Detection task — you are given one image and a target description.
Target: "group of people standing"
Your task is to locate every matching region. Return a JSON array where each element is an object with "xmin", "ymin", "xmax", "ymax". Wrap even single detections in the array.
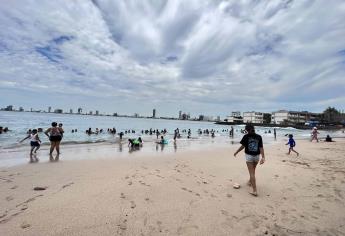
[{"xmin": 20, "ymin": 122, "xmax": 64, "ymax": 155}]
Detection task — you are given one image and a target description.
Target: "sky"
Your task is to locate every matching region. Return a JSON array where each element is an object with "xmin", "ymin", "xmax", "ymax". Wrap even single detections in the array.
[{"xmin": 0, "ymin": 0, "xmax": 345, "ymax": 118}]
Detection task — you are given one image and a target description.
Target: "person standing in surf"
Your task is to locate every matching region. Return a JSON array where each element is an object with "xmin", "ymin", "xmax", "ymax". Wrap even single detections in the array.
[
  {"xmin": 234, "ymin": 124, "xmax": 265, "ymax": 196},
  {"xmin": 45, "ymin": 122, "xmax": 63, "ymax": 155}
]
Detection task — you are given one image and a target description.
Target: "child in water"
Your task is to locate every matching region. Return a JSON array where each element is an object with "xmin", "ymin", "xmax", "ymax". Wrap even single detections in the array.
[
  {"xmin": 20, "ymin": 129, "xmax": 41, "ymax": 154},
  {"xmin": 286, "ymin": 134, "xmax": 299, "ymax": 156}
]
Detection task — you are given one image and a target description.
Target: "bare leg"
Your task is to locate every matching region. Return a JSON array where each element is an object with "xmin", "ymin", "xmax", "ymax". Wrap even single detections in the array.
[
  {"xmin": 50, "ymin": 141, "xmax": 56, "ymax": 154},
  {"xmin": 287, "ymin": 148, "xmax": 291, "ymax": 155},
  {"xmin": 34, "ymin": 146, "xmax": 40, "ymax": 153},
  {"xmin": 291, "ymin": 149, "xmax": 299, "ymax": 156},
  {"xmin": 30, "ymin": 146, "xmax": 34, "ymax": 155},
  {"xmin": 246, "ymin": 162, "xmax": 258, "ymax": 196},
  {"xmin": 56, "ymin": 141, "xmax": 60, "ymax": 154}
]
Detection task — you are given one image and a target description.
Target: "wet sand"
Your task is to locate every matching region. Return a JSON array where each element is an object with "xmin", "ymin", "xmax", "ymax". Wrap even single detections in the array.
[{"xmin": 0, "ymin": 139, "xmax": 345, "ymax": 235}]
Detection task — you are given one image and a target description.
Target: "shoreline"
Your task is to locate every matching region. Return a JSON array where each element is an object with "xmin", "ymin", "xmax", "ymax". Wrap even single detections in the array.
[
  {"xmin": 1, "ymin": 139, "xmax": 345, "ymax": 235},
  {"xmin": 215, "ymin": 121, "xmax": 345, "ymax": 130}
]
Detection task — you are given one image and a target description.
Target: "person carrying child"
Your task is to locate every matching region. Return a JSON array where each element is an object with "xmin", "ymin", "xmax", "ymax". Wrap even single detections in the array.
[
  {"xmin": 286, "ymin": 134, "xmax": 299, "ymax": 156},
  {"xmin": 20, "ymin": 129, "xmax": 41, "ymax": 155}
]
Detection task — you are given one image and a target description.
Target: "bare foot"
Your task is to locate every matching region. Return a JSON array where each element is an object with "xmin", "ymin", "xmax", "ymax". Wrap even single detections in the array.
[{"xmin": 249, "ymin": 191, "xmax": 258, "ymax": 197}]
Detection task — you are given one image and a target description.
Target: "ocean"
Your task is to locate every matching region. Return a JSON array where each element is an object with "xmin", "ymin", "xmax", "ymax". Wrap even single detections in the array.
[{"xmin": 0, "ymin": 111, "xmax": 343, "ymax": 167}]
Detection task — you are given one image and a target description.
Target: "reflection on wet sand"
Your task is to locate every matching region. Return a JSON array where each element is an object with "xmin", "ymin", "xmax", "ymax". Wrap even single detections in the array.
[
  {"xmin": 49, "ymin": 153, "xmax": 60, "ymax": 162},
  {"xmin": 29, "ymin": 153, "xmax": 39, "ymax": 163}
]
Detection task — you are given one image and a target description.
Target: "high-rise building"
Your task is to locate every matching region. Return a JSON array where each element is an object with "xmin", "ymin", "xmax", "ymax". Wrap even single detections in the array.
[
  {"xmin": 19, "ymin": 107, "xmax": 24, "ymax": 112},
  {"xmin": 48, "ymin": 106, "xmax": 51, "ymax": 113},
  {"xmin": 78, "ymin": 108, "xmax": 82, "ymax": 114},
  {"xmin": 95, "ymin": 110, "xmax": 99, "ymax": 115},
  {"xmin": 179, "ymin": 111, "xmax": 182, "ymax": 119},
  {"xmin": 153, "ymin": 109, "xmax": 156, "ymax": 118},
  {"xmin": 70, "ymin": 109, "xmax": 73, "ymax": 114}
]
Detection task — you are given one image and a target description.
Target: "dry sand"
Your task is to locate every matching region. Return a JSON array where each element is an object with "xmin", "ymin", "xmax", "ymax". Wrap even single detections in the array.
[{"xmin": 0, "ymin": 139, "xmax": 345, "ymax": 236}]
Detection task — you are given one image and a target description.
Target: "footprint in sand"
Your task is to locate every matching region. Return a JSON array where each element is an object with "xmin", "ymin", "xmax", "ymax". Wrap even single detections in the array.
[
  {"xmin": 62, "ymin": 182, "xmax": 74, "ymax": 189},
  {"xmin": 157, "ymin": 221, "xmax": 163, "ymax": 233},
  {"xmin": 130, "ymin": 201, "xmax": 136, "ymax": 209},
  {"xmin": 6, "ymin": 196, "xmax": 14, "ymax": 201},
  {"xmin": 20, "ymin": 222, "xmax": 30, "ymax": 229},
  {"xmin": 139, "ymin": 180, "xmax": 150, "ymax": 187},
  {"xmin": 120, "ymin": 193, "xmax": 126, "ymax": 199},
  {"xmin": 128, "ymin": 181, "xmax": 133, "ymax": 185},
  {"xmin": 221, "ymin": 210, "xmax": 229, "ymax": 216},
  {"xmin": 10, "ymin": 186, "xmax": 18, "ymax": 190},
  {"xmin": 117, "ymin": 219, "xmax": 127, "ymax": 232}
]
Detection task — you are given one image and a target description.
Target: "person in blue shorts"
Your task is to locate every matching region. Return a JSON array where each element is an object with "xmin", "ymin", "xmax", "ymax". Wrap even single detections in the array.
[{"xmin": 286, "ymin": 134, "xmax": 299, "ymax": 156}]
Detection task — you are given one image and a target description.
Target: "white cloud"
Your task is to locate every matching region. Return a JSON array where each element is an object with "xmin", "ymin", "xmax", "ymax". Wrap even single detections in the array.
[{"xmin": 0, "ymin": 0, "xmax": 344, "ymax": 116}]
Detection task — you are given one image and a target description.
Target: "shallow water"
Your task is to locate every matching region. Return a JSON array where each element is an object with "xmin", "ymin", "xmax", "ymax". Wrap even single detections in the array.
[{"xmin": 0, "ymin": 111, "xmax": 343, "ymax": 167}]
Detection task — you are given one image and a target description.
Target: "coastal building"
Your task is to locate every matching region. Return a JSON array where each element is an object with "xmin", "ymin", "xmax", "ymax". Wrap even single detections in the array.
[
  {"xmin": 271, "ymin": 110, "xmax": 308, "ymax": 125},
  {"xmin": 243, "ymin": 112, "xmax": 264, "ymax": 124},
  {"xmin": 179, "ymin": 111, "xmax": 182, "ymax": 119},
  {"xmin": 226, "ymin": 111, "xmax": 243, "ymax": 123},
  {"xmin": 19, "ymin": 107, "xmax": 24, "ymax": 112},
  {"xmin": 153, "ymin": 109, "xmax": 156, "ymax": 118},
  {"xmin": 4, "ymin": 105, "xmax": 13, "ymax": 111},
  {"xmin": 70, "ymin": 109, "xmax": 73, "ymax": 114},
  {"xmin": 78, "ymin": 108, "xmax": 82, "ymax": 114},
  {"xmin": 231, "ymin": 111, "xmax": 241, "ymax": 117},
  {"xmin": 54, "ymin": 109, "xmax": 63, "ymax": 113},
  {"xmin": 48, "ymin": 106, "xmax": 51, "ymax": 113},
  {"xmin": 95, "ymin": 110, "xmax": 99, "ymax": 115}
]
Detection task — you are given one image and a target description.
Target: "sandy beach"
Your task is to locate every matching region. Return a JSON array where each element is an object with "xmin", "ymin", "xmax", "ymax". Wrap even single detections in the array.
[{"xmin": 1, "ymin": 139, "xmax": 345, "ymax": 236}]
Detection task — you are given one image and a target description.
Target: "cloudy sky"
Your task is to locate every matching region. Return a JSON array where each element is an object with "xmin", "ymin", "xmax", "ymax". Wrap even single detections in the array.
[{"xmin": 0, "ymin": 0, "xmax": 344, "ymax": 117}]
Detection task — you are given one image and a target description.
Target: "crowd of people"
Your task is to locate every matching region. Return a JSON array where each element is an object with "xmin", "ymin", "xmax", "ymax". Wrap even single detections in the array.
[{"xmin": 1, "ymin": 122, "xmax": 338, "ymax": 196}]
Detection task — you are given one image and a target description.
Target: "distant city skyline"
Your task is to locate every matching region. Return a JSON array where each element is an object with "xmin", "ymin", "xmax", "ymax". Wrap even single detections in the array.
[{"xmin": 0, "ymin": 1, "xmax": 344, "ymax": 116}]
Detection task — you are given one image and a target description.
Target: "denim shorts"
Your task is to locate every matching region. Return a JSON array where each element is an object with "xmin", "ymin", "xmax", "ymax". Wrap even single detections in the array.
[{"xmin": 245, "ymin": 154, "xmax": 260, "ymax": 163}]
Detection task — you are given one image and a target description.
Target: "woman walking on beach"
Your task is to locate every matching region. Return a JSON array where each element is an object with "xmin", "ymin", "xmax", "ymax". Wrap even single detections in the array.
[
  {"xmin": 45, "ymin": 122, "xmax": 63, "ymax": 155},
  {"xmin": 234, "ymin": 124, "xmax": 265, "ymax": 196}
]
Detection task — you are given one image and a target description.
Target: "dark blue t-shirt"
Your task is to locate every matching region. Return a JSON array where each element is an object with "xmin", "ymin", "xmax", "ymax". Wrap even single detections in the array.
[{"xmin": 240, "ymin": 133, "xmax": 263, "ymax": 155}]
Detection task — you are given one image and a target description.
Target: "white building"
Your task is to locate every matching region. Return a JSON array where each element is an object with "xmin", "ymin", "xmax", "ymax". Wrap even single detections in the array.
[
  {"xmin": 226, "ymin": 111, "xmax": 243, "ymax": 123},
  {"xmin": 243, "ymin": 112, "xmax": 264, "ymax": 124},
  {"xmin": 271, "ymin": 110, "xmax": 308, "ymax": 125}
]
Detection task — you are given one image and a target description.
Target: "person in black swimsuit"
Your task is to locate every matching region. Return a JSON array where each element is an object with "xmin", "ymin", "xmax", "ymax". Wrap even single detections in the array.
[{"xmin": 45, "ymin": 122, "xmax": 63, "ymax": 155}]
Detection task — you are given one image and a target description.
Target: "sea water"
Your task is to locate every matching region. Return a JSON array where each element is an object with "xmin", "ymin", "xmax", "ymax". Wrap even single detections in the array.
[
  {"xmin": 0, "ymin": 111, "xmax": 343, "ymax": 167},
  {"xmin": 0, "ymin": 111, "xmax": 342, "ymax": 148}
]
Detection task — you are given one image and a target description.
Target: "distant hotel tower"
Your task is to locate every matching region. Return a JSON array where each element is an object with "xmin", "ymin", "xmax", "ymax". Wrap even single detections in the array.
[
  {"xmin": 179, "ymin": 111, "xmax": 182, "ymax": 119},
  {"xmin": 48, "ymin": 106, "xmax": 51, "ymax": 113},
  {"xmin": 153, "ymin": 109, "xmax": 156, "ymax": 118}
]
